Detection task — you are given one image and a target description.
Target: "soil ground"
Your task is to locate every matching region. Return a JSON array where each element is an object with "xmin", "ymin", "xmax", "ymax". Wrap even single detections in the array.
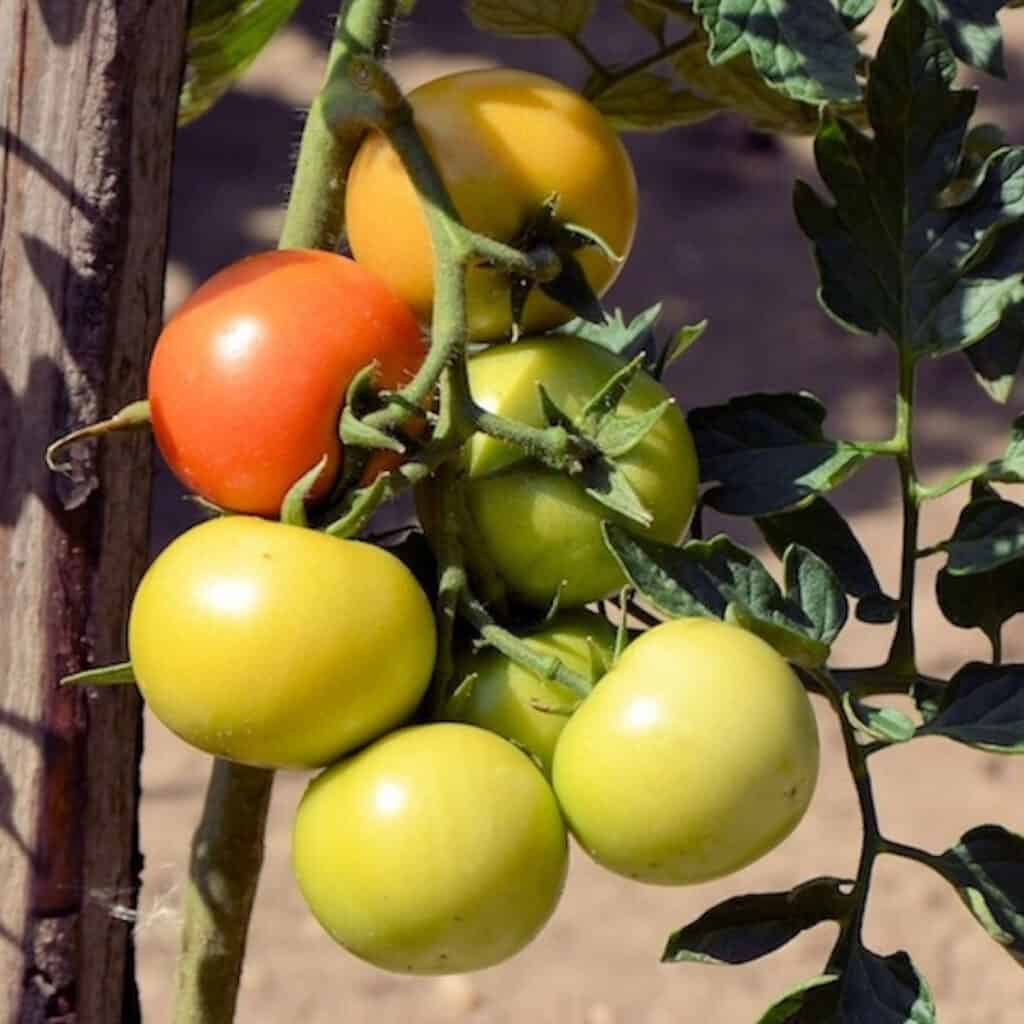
[{"xmin": 139, "ymin": 6, "xmax": 1024, "ymax": 1021}]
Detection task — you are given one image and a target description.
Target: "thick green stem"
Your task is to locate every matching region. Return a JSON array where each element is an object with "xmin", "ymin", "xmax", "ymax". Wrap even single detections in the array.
[
  {"xmin": 174, "ymin": 4, "xmax": 399, "ymax": 1023},
  {"xmin": 886, "ymin": 352, "xmax": 920, "ymax": 676},
  {"xmin": 174, "ymin": 761, "xmax": 275, "ymax": 1024},
  {"xmin": 279, "ymin": 0, "xmax": 399, "ymax": 250}
]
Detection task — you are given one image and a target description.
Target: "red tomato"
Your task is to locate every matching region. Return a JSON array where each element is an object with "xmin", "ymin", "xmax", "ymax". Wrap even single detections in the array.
[{"xmin": 149, "ymin": 250, "xmax": 425, "ymax": 516}]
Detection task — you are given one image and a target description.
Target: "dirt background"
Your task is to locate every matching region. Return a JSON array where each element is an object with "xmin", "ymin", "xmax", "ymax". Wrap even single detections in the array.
[{"xmin": 138, "ymin": 4, "xmax": 1024, "ymax": 1022}]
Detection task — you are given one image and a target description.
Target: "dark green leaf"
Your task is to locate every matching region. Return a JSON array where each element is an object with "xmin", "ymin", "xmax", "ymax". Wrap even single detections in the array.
[
  {"xmin": 917, "ymin": 0, "xmax": 1007, "ymax": 77},
  {"xmin": 673, "ymin": 35, "xmax": 826, "ymax": 135},
  {"xmin": 937, "ymin": 559, "xmax": 1024, "ymax": 642},
  {"xmin": 964, "ymin": 304, "xmax": 1024, "ymax": 402},
  {"xmin": 465, "ymin": 0, "xmax": 595, "ymax": 36},
  {"xmin": 939, "ymin": 495, "xmax": 1024, "ymax": 574},
  {"xmin": 783, "ymin": 544, "xmax": 848, "ymax": 645},
  {"xmin": 837, "ymin": 0, "xmax": 877, "ymax": 28},
  {"xmin": 797, "ymin": 2, "xmax": 1024, "ymax": 356},
  {"xmin": 560, "ymin": 305, "xmax": 662, "ymax": 357},
  {"xmin": 841, "ymin": 947, "xmax": 936, "ymax": 1023},
  {"xmin": 692, "ymin": 0, "xmax": 862, "ymax": 104},
  {"xmin": 939, "ymin": 825, "xmax": 1024, "ymax": 962},
  {"xmin": 757, "ymin": 496, "xmax": 886, "ymax": 603},
  {"xmin": 593, "ymin": 72, "xmax": 719, "ymax": 131},
  {"xmin": 756, "ymin": 975, "xmax": 840, "ymax": 1024},
  {"xmin": 626, "ymin": 0, "xmax": 667, "ymax": 42},
  {"xmin": 919, "ymin": 662, "xmax": 1024, "ymax": 752},
  {"xmin": 663, "ymin": 877, "xmax": 850, "ymax": 965},
  {"xmin": 181, "ymin": 0, "xmax": 301, "ymax": 125},
  {"xmin": 842, "ymin": 693, "xmax": 917, "ymax": 743},
  {"xmin": 985, "ymin": 414, "xmax": 1024, "ymax": 482},
  {"xmin": 578, "ymin": 456, "xmax": 653, "ymax": 526},
  {"xmin": 855, "ymin": 593, "xmax": 900, "ymax": 624},
  {"xmin": 61, "ymin": 662, "xmax": 136, "ymax": 687},
  {"xmin": 912, "ymin": 675, "xmax": 947, "ymax": 722},
  {"xmin": 690, "ymin": 392, "xmax": 869, "ymax": 516},
  {"xmin": 603, "ymin": 525, "xmax": 834, "ymax": 666}
]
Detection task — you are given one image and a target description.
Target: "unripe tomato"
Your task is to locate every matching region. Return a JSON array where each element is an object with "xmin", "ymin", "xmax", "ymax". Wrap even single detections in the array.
[
  {"xmin": 444, "ymin": 610, "xmax": 617, "ymax": 775},
  {"xmin": 419, "ymin": 336, "xmax": 699, "ymax": 608},
  {"xmin": 345, "ymin": 68, "xmax": 638, "ymax": 341},
  {"xmin": 149, "ymin": 249, "xmax": 425, "ymax": 516},
  {"xmin": 553, "ymin": 618, "xmax": 820, "ymax": 885},
  {"xmin": 292, "ymin": 723, "xmax": 568, "ymax": 974},
  {"xmin": 128, "ymin": 517, "xmax": 436, "ymax": 769}
]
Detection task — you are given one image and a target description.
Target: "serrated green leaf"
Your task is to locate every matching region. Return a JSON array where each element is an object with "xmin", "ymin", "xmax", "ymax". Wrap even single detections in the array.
[
  {"xmin": 578, "ymin": 456, "xmax": 653, "ymax": 526},
  {"xmin": 918, "ymin": 662, "xmax": 1024, "ymax": 752},
  {"xmin": 673, "ymin": 36, "xmax": 824, "ymax": 135},
  {"xmin": 757, "ymin": 975, "xmax": 840, "ymax": 1024},
  {"xmin": 939, "ymin": 496, "xmax": 1024, "ymax": 573},
  {"xmin": 180, "ymin": 0, "xmax": 301, "ymax": 125},
  {"xmin": 797, "ymin": 2, "xmax": 1024, "ymax": 356},
  {"xmin": 756, "ymin": 496, "xmax": 887, "ymax": 605},
  {"xmin": 593, "ymin": 72, "xmax": 719, "ymax": 131},
  {"xmin": 939, "ymin": 825, "xmax": 1024, "ymax": 962},
  {"xmin": 843, "ymin": 693, "xmax": 917, "ymax": 743},
  {"xmin": 693, "ymin": 0, "xmax": 862, "ymax": 104},
  {"xmin": 663, "ymin": 877, "xmax": 850, "ymax": 965},
  {"xmin": 841, "ymin": 948, "xmax": 936, "ymax": 1023},
  {"xmin": 690, "ymin": 392, "xmax": 869, "ymax": 516},
  {"xmin": 985, "ymin": 414, "xmax": 1024, "ymax": 482},
  {"xmin": 783, "ymin": 544, "xmax": 848, "ymax": 645},
  {"xmin": 603, "ymin": 525, "xmax": 835, "ymax": 666},
  {"xmin": 465, "ymin": 0, "xmax": 595, "ymax": 36},
  {"xmin": 917, "ymin": 0, "xmax": 1007, "ymax": 77}
]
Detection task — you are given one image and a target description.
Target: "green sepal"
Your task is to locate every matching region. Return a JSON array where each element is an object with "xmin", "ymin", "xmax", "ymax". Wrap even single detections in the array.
[
  {"xmin": 279, "ymin": 455, "xmax": 328, "ymax": 527},
  {"xmin": 559, "ymin": 304, "xmax": 663, "ymax": 358},
  {"xmin": 61, "ymin": 662, "xmax": 136, "ymax": 687},
  {"xmin": 578, "ymin": 456, "xmax": 654, "ymax": 527}
]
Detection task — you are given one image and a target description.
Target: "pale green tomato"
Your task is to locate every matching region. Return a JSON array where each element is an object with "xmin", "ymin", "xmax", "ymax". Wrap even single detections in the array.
[
  {"xmin": 445, "ymin": 610, "xmax": 617, "ymax": 775},
  {"xmin": 128, "ymin": 517, "xmax": 436, "ymax": 770},
  {"xmin": 420, "ymin": 336, "xmax": 699, "ymax": 609},
  {"xmin": 292, "ymin": 723, "xmax": 568, "ymax": 974},
  {"xmin": 552, "ymin": 618, "xmax": 820, "ymax": 885}
]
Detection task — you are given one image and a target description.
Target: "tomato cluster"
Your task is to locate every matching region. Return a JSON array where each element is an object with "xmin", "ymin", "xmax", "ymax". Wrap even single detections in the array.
[{"xmin": 124, "ymin": 68, "xmax": 820, "ymax": 977}]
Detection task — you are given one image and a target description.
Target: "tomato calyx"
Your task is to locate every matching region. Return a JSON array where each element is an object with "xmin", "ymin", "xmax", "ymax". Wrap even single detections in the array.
[{"xmin": 46, "ymin": 399, "xmax": 152, "ymax": 474}]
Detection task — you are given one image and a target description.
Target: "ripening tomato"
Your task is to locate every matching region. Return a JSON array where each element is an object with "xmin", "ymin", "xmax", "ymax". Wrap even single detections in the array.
[
  {"xmin": 128, "ymin": 517, "xmax": 436, "ymax": 769},
  {"xmin": 444, "ymin": 610, "xmax": 616, "ymax": 775},
  {"xmin": 292, "ymin": 723, "xmax": 568, "ymax": 974},
  {"xmin": 345, "ymin": 68, "xmax": 638, "ymax": 341},
  {"xmin": 553, "ymin": 618, "xmax": 820, "ymax": 885},
  {"xmin": 419, "ymin": 336, "xmax": 699, "ymax": 608},
  {"xmin": 149, "ymin": 249, "xmax": 425, "ymax": 516}
]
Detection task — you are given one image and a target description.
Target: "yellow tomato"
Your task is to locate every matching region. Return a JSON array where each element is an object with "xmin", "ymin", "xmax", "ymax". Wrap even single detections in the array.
[
  {"xmin": 128, "ymin": 517, "xmax": 436, "ymax": 769},
  {"xmin": 553, "ymin": 618, "xmax": 820, "ymax": 885},
  {"xmin": 345, "ymin": 68, "xmax": 638, "ymax": 341},
  {"xmin": 445, "ymin": 610, "xmax": 617, "ymax": 775},
  {"xmin": 292, "ymin": 723, "xmax": 568, "ymax": 974}
]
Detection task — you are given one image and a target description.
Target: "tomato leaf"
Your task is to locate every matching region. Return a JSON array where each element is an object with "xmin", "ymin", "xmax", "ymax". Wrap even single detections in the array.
[
  {"xmin": 783, "ymin": 543, "xmax": 848, "ymax": 646},
  {"xmin": 917, "ymin": 663, "xmax": 1024, "ymax": 753},
  {"xmin": 60, "ymin": 662, "xmax": 136, "ymax": 687},
  {"xmin": 936, "ymin": 496, "xmax": 1024, "ymax": 574},
  {"xmin": 593, "ymin": 73, "xmax": 719, "ymax": 132},
  {"xmin": 603, "ymin": 525, "xmax": 838, "ymax": 666},
  {"xmin": 663, "ymin": 877, "xmax": 851, "ymax": 965},
  {"xmin": 465, "ymin": 0, "xmax": 595, "ymax": 37},
  {"xmin": 963, "ymin": 304, "xmax": 1024, "ymax": 403},
  {"xmin": 937, "ymin": 825, "xmax": 1024, "ymax": 962},
  {"xmin": 692, "ymin": 0, "xmax": 862, "ymax": 104},
  {"xmin": 180, "ymin": 0, "xmax": 301, "ymax": 125},
  {"xmin": 756, "ymin": 497, "xmax": 894, "ymax": 620},
  {"xmin": 840, "ymin": 948, "xmax": 937, "ymax": 1023},
  {"xmin": 689, "ymin": 392, "xmax": 869, "ymax": 516},
  {"xmin": 756, "ymin": 975, "xmax": 841, "ymax": 1024},
  {"xmin": 672, "ymin": 35, "xmax": 826, "ymax": 136},
  {"xmin": 796, "ymin": 1, "xmax": 1024, "ymax": 356},
  {"xmin": 560, "ymin": 304, "xmax": 663, "ymax": 357},
  {"xmin": 917, "ymin": 0, "xmax": 1008, "ymax": 77},
  {"xmin": 985, "ymin": 414, "xmax": 1024, "ymax": 483},
  {"xmin": 837, "ymin": 0, "xmax": 877, "ymax": 28},
  {"xmin": 842, "ymin": 694, "xmax": 917, "ymax": 744}
]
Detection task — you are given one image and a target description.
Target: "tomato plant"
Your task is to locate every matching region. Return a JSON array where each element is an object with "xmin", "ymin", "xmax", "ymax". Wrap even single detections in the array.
[
  {"xmin": 553, "ymin": 618, "xmax": 820, "ymax": 884},
  {"xmin": 345, "ymin": 67, "xmax": 638, "ymax": 341},
  {"xmin": 149, "ymin": 248, "xmax": 425, "ymax": 516},
  {"xmin": 292, "ymin": 722, "xmax": 568, "ymax": 974},
  {"xmin": 445, "ymin": 609, "xmax": 616, "ymax": 774},
  {"xmin": 128, "ymin": 516, "xmax": 436, "ymax": 769}
]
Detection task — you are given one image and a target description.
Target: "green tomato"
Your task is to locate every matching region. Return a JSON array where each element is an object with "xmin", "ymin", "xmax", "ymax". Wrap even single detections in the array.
[
  {"xmin": 292, "ymin": 723, "xmax": 568, "ymax": 974},
  {"xmin": 444, "ymin": 610, "xmax": 617, "ymax": 775},
  {"xmin": 552, "ymin": 618, "xmax": 820, "ymax": 885},
  {"xmin": 128, "ymin": 517, "xmax": 436, "ymax": 770},
  {"xmin": 420, "ymin": 336, "xmax": 699, "ymax": 609}
]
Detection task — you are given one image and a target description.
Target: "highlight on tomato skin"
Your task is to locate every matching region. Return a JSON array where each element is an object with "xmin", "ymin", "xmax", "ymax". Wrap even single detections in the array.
[
  {"xmin": 345, "ymin": 67, "xmax": 639, "ymax": 342},
  {"xmin": 127, "ymin": 516, "xmax": 437, "ymax": 770},
  {"xmin": 148, "ymin": 248, "xmax": 426, "ymax": 517}
]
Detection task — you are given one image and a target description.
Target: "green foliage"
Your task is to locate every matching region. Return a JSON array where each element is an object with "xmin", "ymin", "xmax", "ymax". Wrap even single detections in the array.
[
  {"xmin": 180, "ymin": 0, "xmax": 301, "ymax": 125},
  {"xmin": 919, "ymin": 663, "xmax": 1024, "ymax": 753},
  {"xmin": 593, "ymin": 74, "xmax": 718, "ymax": 131},
  {"xmin": 795, "ymin": 0, "xmax": 1024, "ymax": 356},
  {"xmin": 465, "ymin": 0, "xmax": 595, "ymax": 37},
  {"xmin": 916, "ymin": 0, "xmax": 1008, "ymax": 76}
]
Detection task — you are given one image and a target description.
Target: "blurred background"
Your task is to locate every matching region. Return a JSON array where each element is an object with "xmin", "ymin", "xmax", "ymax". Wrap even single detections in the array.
[{"xmin": 139, "ymin": 3, "xmax": 1024, "ymax": 1020}]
